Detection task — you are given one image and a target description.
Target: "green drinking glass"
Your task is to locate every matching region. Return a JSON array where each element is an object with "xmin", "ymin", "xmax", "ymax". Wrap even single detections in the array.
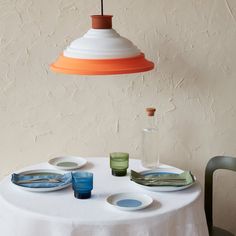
[{"xmin": 110, "ymin": 152, "xmax": 129, "ymax": 176}]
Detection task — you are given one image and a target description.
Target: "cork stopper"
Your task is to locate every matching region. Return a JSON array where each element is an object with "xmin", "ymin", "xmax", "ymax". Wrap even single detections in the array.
[
  {"xmin": 146, "ymin": 107, "xmax": 156, "ymax": 116},
  {"xmin": 91, "ymin": 15, "xmax": 113, "ymax": 29}
]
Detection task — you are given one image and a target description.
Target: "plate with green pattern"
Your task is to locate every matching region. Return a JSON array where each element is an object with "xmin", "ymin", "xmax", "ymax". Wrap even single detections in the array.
[{"xmin": 131, "ymin": 168, "xmax": 196, "ymax": 192}]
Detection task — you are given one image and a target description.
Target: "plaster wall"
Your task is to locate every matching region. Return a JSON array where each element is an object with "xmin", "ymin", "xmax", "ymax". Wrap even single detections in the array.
[{"xmin": 0, "ymin": 0, "xmax": 236, "ymax": 233}]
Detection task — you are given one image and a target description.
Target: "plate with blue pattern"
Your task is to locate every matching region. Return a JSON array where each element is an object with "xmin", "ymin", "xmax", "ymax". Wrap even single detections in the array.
[
  {"xmin": 106, "ymin": 193, "xmax": 153, "ymax": 211},
  {"xmin": 11, "ymin": 169, "xmax": 72, "ymax": 192}
]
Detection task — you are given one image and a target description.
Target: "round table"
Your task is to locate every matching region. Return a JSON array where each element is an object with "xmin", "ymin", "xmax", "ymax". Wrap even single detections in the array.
[{"xmin": 0, "ymin": 158, "xmax": 208, "ymax": 236}]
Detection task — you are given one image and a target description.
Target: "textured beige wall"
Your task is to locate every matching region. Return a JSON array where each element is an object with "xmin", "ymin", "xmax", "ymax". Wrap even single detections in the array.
[{"xmin": 0, "ymin": 0, "xmax": 236, "ymax": 233}]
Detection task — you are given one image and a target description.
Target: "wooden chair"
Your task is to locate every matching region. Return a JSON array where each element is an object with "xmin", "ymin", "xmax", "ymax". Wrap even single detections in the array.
[{"xmin": 205, "ymin": 156, "xmax": 236, "ymax": 236}]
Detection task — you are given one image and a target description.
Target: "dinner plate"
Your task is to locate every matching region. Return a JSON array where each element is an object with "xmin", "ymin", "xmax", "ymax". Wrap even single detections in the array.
[
  {"xmin": 48, "ymin": 156, "xmax": 87, "ymax": 170},
  {"xmin": 11, "ymin": 169, "xmax": 71, "ymax": 192},
  {"xmin": 106, "ymin": 193, "xmax": 153, "ymax": 211},
  {"xmin": 132, "ymin": 168, "xmax": 196, "ymax": 192}
]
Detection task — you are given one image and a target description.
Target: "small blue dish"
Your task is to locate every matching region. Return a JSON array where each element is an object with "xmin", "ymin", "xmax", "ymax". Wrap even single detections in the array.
[{"xmin": 106, "ymin": 193, "xmax": 153, "ymax": 211}]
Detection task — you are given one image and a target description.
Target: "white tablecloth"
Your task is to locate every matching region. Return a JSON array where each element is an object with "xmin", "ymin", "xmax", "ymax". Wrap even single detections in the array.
[{"xmin": 0, "ymin": 158, "xmax": 208, "ymax": 236}]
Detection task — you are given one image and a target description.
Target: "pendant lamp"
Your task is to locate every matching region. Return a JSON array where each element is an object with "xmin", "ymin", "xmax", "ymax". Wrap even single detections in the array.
[{"xmin": 50, "ymin": 0, "xmax": 154, "ymax": 75}]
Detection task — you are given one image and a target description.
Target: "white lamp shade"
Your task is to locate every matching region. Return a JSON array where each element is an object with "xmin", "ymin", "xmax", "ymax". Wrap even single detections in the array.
[{"xmin": 64, "ymin": 29, "xmax": 141, "ymax": 59}]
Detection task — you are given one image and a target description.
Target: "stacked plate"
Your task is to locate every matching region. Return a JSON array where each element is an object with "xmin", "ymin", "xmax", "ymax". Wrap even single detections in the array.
[
  {"xmin": 11, "ymin": 156, "xmax": 87, "ymax": 192},
  {"xmin": 130, "ymin": 168, "xmax": 196, "ymax": 192}
]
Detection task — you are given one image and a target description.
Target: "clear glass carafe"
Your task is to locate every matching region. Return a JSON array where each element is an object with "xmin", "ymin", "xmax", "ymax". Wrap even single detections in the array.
[{"xmin": 141, "ymin": 108, "xmax": 159, "ymax": 168}]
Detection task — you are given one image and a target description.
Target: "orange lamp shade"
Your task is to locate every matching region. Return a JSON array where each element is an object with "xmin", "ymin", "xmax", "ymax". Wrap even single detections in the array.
[{"xmin": 51, "ymin": 15, "xmax": 155, "ymax": 76}]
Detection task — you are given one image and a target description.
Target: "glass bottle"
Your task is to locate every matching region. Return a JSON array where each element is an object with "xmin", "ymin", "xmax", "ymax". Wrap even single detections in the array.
[{"xmin": 141, "ymin": 107, "xmax": 159, "ymax": 168}]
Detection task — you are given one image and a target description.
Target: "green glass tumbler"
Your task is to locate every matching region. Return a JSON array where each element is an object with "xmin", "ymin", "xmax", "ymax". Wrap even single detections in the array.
[{"xmin": 110, "ymin": 152, "xmax": 129, "ymax": 176}]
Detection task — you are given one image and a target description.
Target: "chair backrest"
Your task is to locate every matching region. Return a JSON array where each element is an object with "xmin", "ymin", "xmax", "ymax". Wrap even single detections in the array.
[{"xmin": 204, "ymin": 156, "xmax": 236, "ymax": 230}]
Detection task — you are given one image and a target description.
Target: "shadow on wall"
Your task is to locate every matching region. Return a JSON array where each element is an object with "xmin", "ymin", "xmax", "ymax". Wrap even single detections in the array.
[{"xmin": 150, "ymin": 32, "xmax": 236, "ymax": 234}]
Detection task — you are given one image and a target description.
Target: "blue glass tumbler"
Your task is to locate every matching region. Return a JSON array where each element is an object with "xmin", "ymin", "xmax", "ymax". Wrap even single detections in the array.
[{"xmin": 72, "ymin": 172, "xmax": 93, "ymax": 199}]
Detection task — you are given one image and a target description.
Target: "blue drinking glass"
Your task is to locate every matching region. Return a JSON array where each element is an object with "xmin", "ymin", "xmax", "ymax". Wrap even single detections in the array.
[{"xmin": 72, "ymin": 172, "xmax": 93, "ymax": 199}]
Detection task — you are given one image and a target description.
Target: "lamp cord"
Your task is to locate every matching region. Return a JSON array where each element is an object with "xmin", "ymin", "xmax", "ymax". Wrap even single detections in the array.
[{"xmin": 101, "ymin": 0, "xmax": 104, "ymax": 15}]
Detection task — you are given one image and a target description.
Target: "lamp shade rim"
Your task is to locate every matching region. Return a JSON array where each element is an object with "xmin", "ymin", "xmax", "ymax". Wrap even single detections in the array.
[{"xmin": 51, "ymin": 53, "xmax": 154, "ymax": 75}]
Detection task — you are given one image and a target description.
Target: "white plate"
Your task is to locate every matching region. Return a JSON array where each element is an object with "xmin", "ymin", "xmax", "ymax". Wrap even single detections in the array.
[
  {"xmin": 11, "ymin": 169, "xmax": 71, "ymax": 192},
  {"xmin": 48, "ymin": 156, "xmax": 87, "ymax": 170},
  {"xmin": 106, "ymin": 193, "xmax": 153, "ymax": 211},
  {"xmin": 132, "ymin": 168, "xmax": 196, "ymax": 192}
]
